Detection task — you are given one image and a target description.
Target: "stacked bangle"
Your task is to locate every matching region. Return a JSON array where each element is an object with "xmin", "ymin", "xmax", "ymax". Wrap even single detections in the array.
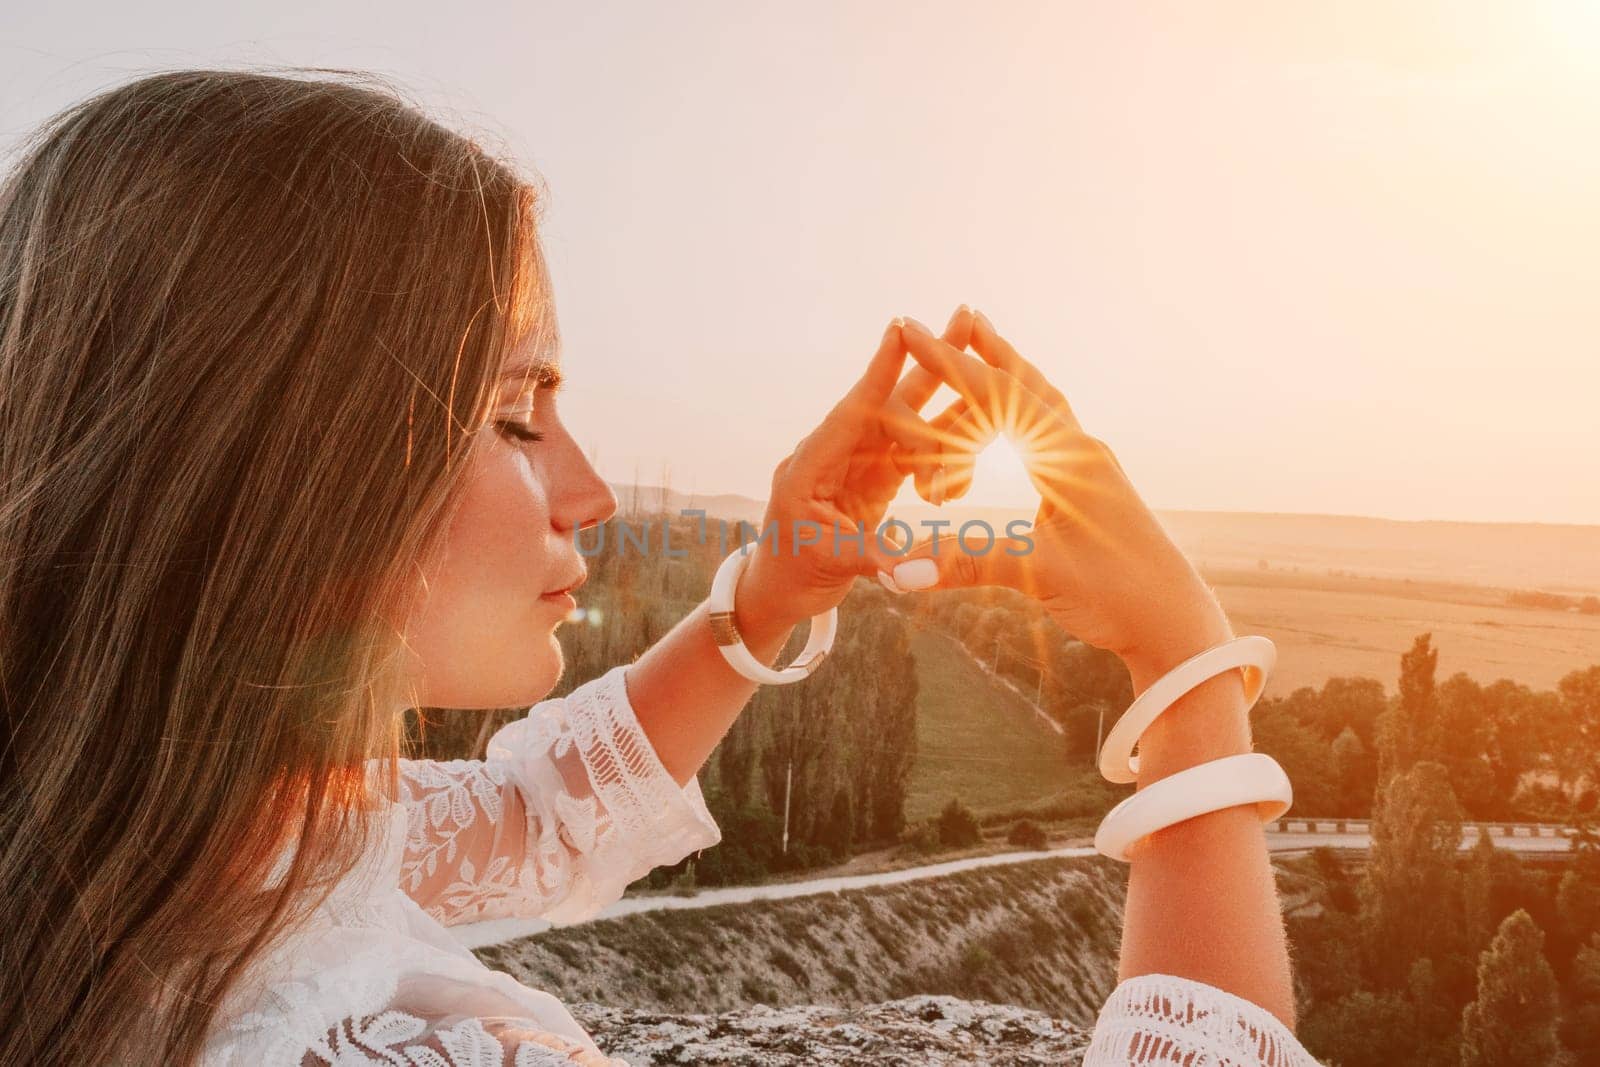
[
  {"xmin": 1092, "ymin": 634, "xmax": 1292, "ymax": 862},
  {"xmin": 1098, "ymin": 635, "xmax": 1276, "ymax": 784},
  {"xmin": 1094, "ymin": 752, "xmax": 1293, "ymax": 861},
  {"xmin": 706, "ymin": 546, "xmax": 838, "ymax": 685}
]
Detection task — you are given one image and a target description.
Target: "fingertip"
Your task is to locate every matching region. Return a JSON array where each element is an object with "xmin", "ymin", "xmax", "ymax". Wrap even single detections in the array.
[{"xmin": 891, "ymin": 557, "xmax": 941, "ymax": 591}]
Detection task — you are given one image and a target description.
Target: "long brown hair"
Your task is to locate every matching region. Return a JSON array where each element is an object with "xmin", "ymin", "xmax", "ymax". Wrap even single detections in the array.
[{"xmin": 0, "ymin": 68, "xmax": 554, "ymax": 1064}]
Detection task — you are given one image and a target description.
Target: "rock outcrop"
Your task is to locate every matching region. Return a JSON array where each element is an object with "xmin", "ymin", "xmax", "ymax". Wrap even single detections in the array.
[{"xmin": 572, "ymin": 994, "xmax": 1091, "ymax": 1066}]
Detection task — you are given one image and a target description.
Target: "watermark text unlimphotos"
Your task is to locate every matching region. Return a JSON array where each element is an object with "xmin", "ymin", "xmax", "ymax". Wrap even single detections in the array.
[{"xmin": 573, "ymin": 510, "xmax": 1035, "ymax": 558}]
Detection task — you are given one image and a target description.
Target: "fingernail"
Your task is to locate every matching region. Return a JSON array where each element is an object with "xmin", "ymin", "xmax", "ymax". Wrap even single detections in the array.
[
  {"xmin": 974, "ymin": 308, "xmax": 993, "ymax": 331},
  {"xmin": 891, "ymin": 316, "xmax": 906, "ymax": 330},
  {"xmin": 902, "ymin": 316, "xmax": 930, "ymax": 337},
  {"xmin": 877, "ymin": 569, "xmax": 905, "ymax": 595},
  {"xmin": 892, "ymin": 558, "xmax": 939, "ymax": 590}
]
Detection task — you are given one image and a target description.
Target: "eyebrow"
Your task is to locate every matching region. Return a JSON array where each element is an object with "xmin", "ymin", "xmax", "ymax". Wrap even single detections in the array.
[{"xmin": 500, "ymin": 361, "xmax": 564, "ymax": 393}]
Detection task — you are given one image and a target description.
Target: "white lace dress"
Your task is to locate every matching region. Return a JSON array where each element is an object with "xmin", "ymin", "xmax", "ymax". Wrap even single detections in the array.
[{"xmin": 198, "ymin": 663, "xmax": 1323, "ymax": 1067}]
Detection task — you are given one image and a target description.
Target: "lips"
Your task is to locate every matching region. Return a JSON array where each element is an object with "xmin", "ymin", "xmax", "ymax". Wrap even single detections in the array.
[{"xmin": 543, "ymin": 569, "xmax": 587, "ymax": 597}]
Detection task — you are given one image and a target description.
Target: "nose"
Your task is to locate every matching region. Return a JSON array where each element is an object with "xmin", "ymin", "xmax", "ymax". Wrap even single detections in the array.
[{"xmin": 549, "ymin": 433, "xmax": 617, "ymax": 534}]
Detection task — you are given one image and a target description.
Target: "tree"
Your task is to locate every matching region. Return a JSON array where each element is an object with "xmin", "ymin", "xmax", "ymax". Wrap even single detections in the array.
[
  {"xmin": 1300, "ymin": 988, "xmax": 1412, "ymax": 1067},
  {"xmin": 1376, "ymin": 633, "xmax": 1438, "ymax": 786},
  {"xmin": 1561, "ymin": 932, "xmax": 1600, "ymax": 1061},
  {"xmin": 1359, "ymin": 760, "xmax": 1465, "ymax": 989},
  {"xmin": 1253, "ymin": 701, "xmax": 1340, "ymax": 815},
  {"xmin": 1555, "ymin": 844, "xmax": 1600, "ymax": 974},
  {"xmin": 1561, "ymin": 665, "xmax": 1600, "ymax": 796},
  {"xmin": 1312, "ymin": 675, "xmax": 1389, "ymax": 747},
  {"xmin": 1462, "ymin": 831, "xmax": 1499, "ymax": 954},
  {"xmin": 818, "ymin": 789, "xmax": 854, "ymax": 860},
  {"xmin": 1403, "ymin": 958, "xmax": 1461, "ymax": 1067},
  {"xmin": 1459, "ymin": 910, "xmax": 1562, "ymax": 1067},
  {"xmin": 1332, "ymin": 725, "xmax": 1377, "ymax": 817}
]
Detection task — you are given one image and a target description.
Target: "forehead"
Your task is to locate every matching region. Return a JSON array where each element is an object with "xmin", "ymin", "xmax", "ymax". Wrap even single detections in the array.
[
  {"xmin": 499, "ymin": 358, "xmax": 563, "ymax": 390},
  {"xmin": 498, "ymin": 329, "xmax": 563, "ymax": 391}
]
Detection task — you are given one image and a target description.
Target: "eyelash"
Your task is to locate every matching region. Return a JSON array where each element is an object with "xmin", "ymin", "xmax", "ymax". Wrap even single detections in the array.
[{"xmin": 495, "ymin": 420, "xmax": 546, "ymax": 444}]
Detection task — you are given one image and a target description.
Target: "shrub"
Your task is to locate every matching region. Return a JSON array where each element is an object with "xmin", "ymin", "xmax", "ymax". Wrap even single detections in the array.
[
  {"xmin": 904, "ymin": 820, "xmax": 940, "ymax": 855},
  {"xmin": 936, "ymin": 798, "xmax": 982, "ymax": 848},
  {"xmin": 1007, "ymin": 819, "xmax": 1048, "ymax": 850}
]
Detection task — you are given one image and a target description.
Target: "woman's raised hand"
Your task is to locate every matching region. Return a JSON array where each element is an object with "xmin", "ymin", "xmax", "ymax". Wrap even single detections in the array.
[
  {"xmin": 733, "ymin": 308, "xmax": 985, "ymax": 631},
  {"xmin": 889, "ymin": 311, "xmax": 1234, "ymax": 678}
]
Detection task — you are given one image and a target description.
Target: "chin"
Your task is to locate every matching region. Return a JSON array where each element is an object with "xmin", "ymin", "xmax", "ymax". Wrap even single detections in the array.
[{"xmin": 525, "ymin": 632, "xmax": 565, "ymax": 700}]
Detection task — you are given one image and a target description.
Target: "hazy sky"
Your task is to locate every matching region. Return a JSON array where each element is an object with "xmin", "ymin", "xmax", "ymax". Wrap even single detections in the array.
[{"xmin": 4, "ymin": 3, "xmax": 1597, "ymax": 524}]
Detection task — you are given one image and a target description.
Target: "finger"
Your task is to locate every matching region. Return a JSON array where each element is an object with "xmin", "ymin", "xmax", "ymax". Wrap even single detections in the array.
[
  {"xmin": 927, "ymin": 400, "xmax": 994, "ymax": 500},
  {"xmin": 882, "ymin": 529, "xmax": 1038, "ymax": 594},
  {"xmin": 790, "ymin": 320, "xmax": 907, "ymax": 479},
  {"xmin": 892, "ymin": 304, "xmax": 975, "ymax": 413},
  {"xmin": 851, "ymin": 318, "xmax": 910, "ymax": 405},
  {"xmin": 883, "ymin": 306, "xmax": 980, "ymax": 482},
  {"xmin": 899, "ymin": 316, "xmax": 1049, "ymax": 429},
  {"xmin": 912, "ymin": 397, "xmax": 991, "ymax": 501},
  {"xmin": 970, "ymin": 308, "xmax": 1082, "ymax": 433},
  {"xmin": 900, "ymin": 315, "xmax": 1085, "ymax": 488},
  {"xmin": 881, "ymin": 399, "xmax": 949, "ymax": 484}
]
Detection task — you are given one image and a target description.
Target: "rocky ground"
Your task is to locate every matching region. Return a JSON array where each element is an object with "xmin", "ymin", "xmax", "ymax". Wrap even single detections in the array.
[
  {"xmin": 570, "ymin": 995, "xmax": 1091, "ymax": 1066},
  {"xmin": 476, "ymin": 851, "xmax": 1328, "ymax": 1064}
]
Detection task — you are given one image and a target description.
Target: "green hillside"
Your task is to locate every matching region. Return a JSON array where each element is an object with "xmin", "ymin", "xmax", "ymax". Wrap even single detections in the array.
[{"xmin": 903, "ymin": 625, "xmax": 1097, "ymax": 823}]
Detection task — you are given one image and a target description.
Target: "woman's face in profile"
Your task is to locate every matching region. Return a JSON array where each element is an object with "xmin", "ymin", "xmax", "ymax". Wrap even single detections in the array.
[{"xmin": 397, "ymin": 341, "xmax": 617, "ymax": 712}]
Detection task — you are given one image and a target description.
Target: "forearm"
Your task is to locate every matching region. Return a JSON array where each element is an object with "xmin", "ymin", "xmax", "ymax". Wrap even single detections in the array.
[
  {"xmin": 623, "ymin": 564, "xmax": 799, "ymax": 789},
  {"xmin": 1113, "ymin": 617, "xmax": 1298, "ymax": 1031}
]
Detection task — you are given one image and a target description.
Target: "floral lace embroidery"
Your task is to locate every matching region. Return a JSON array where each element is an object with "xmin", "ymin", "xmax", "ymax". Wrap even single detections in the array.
[
  {"xmin": 1083, "ymin": 972, "xmax": 1323, "ymax": 1067},
  {"xmin": 392, "ymin": 664, "xmax": 720, "ymax": 928},
  {"xmin": 398, "ymin": 759, "xmax": 527, "ymax": 921},
  {"xmin": 300, "ymin": 1011, "xmax": 627, "ymax": 1066}
]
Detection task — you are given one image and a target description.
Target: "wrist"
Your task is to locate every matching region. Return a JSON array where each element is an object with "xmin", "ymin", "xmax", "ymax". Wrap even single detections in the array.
[
  {"xmin": 1120, "ymin": 605, "xmax": 1235, "ymax": 696},
  {"xmin": 1120, "ymin": 610, "xmax": 1257, "ymax": 787},
  {"xmin": 731, "ymin": 560, "xmax": 803, "ymax": 655}
]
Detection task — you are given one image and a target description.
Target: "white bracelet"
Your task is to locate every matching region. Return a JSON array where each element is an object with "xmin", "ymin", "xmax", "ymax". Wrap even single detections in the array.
[
  {"xmin": 1098, "ymin": 635, "xmax": 1276, "ymax": 784},
  {"xmin": 706, "ymin": 547, "xmax": 837, "ymax": 685},
  {"xmin": 1094, "ymin": 752, "xmax": 1293, "ymax": 862}
]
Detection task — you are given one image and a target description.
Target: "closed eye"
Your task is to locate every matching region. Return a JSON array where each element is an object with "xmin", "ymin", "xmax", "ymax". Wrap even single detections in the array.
[{"xmin": 495, "ymin": 420, "xmax": 546, "ymax": 444}]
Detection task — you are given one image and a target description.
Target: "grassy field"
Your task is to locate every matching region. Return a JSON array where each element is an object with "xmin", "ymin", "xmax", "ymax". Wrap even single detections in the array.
[
  {"xmin": 1205, "ymin": 566, "xmax": 1600, "ymax": 697},
  {"xmin": 901, "ymin": 625, "xmax": 1103, "ymax": 823}
]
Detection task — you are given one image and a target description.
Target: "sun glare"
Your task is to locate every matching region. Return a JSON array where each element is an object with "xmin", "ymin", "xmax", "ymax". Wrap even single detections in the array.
[{"xmin": 963, "ymin": 433, "xmax": 1037, "ymax": 508}]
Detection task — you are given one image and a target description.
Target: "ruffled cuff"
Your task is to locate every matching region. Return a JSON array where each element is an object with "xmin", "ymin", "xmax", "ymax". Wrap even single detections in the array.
[
  {"xmin": 1083, "ymin": 972, "xmax": 1322, "ymax": 1067},
  {"xmin": 529, "ymin": 663, "xmax": 721, "ymax": 924}
]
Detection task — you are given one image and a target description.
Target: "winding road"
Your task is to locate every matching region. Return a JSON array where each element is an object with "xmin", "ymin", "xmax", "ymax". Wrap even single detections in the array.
[{"xmin": 452, "ymin": 821, "xmax": 1575, "ymax": 950}]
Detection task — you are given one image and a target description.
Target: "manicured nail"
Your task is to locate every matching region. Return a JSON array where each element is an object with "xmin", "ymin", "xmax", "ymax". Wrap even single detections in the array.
[
  {"xmin": 877, "ymin": 569, "xmax": 905, "ymax": 594},
  {"xmin": 892, "ymin": 558, "xmax": 939, "ymax": 591},
  {"xmin": 974, "ymin": 308, "xmax": 993, "ymax": 331},
  {"xmin": 891, "ymin": 316, "xmax": 906, "ymax": 329},
  {"xmin": 902, "ymin": 316, "xmax": 930, "ymax": 337}
]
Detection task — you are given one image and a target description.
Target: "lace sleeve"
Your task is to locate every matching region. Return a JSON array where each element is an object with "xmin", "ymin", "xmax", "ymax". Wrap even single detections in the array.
[
  {"xmin": 300, "ymin": 1010, "xmax": 628, "ymax": 1066},
  {"xmin": 1083, "ymin": 973, "xmax": 1324, "ymax": 1067},
  {"xmin": 395, "ymin": 663, "xmax": 721, "ymax": 926}
]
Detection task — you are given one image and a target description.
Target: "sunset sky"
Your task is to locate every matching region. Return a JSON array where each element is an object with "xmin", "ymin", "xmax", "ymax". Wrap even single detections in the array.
[{"xmin": 4, "ymin": 3, "xmax": 1597, "ymax": 524}]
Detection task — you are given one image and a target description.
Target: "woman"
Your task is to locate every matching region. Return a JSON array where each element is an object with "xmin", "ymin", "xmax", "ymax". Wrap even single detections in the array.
[{"xmin": 0, "ymin": 70, "xmax": 1320, "ymax": 1065}]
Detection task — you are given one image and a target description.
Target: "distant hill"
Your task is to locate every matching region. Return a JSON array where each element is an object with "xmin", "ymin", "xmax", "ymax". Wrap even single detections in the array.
[{"xmin": 609, "ymin": 482, "xmax": 1600, "ymax": 596}]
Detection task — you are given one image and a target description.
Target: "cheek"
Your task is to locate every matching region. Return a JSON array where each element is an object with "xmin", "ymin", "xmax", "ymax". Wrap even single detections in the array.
[
  {"xmin": 444, "ymin": 447, "xmax": 553, "ymax": 599},
  {"xmin": 409, "ymin": 446, "xmax": 555, "ymax": 656}
]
